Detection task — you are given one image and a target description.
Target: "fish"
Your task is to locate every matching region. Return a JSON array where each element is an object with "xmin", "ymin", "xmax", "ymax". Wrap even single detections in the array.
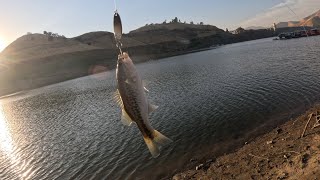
[
  {"xmin": 115, "ymin": 52, "xmax": 172, "ymax": 157},
  {"xmin": 113, "ymin": 11, "xmax": 122, "ymax": 43}
]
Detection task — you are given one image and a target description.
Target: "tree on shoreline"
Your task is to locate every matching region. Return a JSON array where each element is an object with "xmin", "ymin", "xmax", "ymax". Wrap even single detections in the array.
[
  {"xmin": 235, "ymin": 27, "xmax": 245, "ymax": 34},
  {"xmin": 43, "ymin": 31, "xmax": 66, "ymax": 41}
]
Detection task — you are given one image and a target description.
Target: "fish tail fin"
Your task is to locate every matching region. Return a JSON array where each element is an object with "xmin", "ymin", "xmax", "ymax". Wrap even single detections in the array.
[
  {"xmin": 142, "ymin": 130, "xmax": 172, "ymax": 158},
  {"xmin": 153, "ymin": 130, "xmax": 173, "ymax": 147},
  {"xmin": 143, "ymin": 136, "xmax": 160, "ymax": 158}
]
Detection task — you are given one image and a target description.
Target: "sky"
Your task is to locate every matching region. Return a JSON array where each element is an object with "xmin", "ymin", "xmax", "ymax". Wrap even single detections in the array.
[{"xmin": 0, "ymin": 0, "xmax": 319, "ymax": 52}]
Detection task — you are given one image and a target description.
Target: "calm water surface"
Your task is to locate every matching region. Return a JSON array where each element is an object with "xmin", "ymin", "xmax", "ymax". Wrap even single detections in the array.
[{"xmin": 0, "ymin": 37, "xmax": 320, "ymax": 179}]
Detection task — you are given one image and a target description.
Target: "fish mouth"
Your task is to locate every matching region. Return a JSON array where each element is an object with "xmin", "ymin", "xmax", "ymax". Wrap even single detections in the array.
[{"xmin": 118, "ymin": 52, "xmax": 129, "ymax": 61}]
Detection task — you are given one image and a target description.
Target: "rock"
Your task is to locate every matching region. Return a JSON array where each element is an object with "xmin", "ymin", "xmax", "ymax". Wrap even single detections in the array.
[
  {"xmin": 196, "ymin": 164, "xmax": 204, "ymax": 170},
  {"xmin": 267, "ymin": 140, "xmax": 274, "ymax": 145},
  {"xmin": 206, "ymin": 159, "xmax": 214, "ymax": 164},
  {"xmin": 277, "ymin": 172, "xmax": 288, "ymax": 179},
  {"xmin": 302, "ymin": 153, "xmax": 309, "ymax": 164},
  {"xmin": 190, "ymin": 158, "xmax": 197, "ymax": 162},
  {"xmin": 276, "ymin": 128, "xmax": 283, "ymax": 134},
  {"xmin": 283, "ymin": 154, "xmax": 290, "ymax": 159},
  {"xmin": 304, "ymin": 145, "xmax": 311, "ymax": 151},
  {"xmin": 287, "ymin": 144, "xmax": 294, "ymax": 148}
]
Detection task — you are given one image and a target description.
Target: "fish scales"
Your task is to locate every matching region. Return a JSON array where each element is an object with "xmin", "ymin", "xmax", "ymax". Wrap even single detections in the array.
[{"xmin": 115, "ymin": 52, "xmax": 172, "ymax": 157}]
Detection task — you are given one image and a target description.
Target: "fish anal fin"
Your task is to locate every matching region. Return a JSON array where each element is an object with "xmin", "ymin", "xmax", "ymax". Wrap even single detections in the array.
[
  {"xmin": 148, "ymin": 103, "xmax": 159, "ymax": 114},
  {"xmin": 143, "ymin": 136, "xmax": 160, "ymax": 158},
  {"xmin": 153, "ymin": 130, "xmax": 173, "ymax": 146},
  {"xmin": 121, "ymin": 109, "xmax": 133, "ymax": 126}
]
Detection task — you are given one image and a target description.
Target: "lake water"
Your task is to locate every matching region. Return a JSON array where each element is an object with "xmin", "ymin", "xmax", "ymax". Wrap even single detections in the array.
[{"xmin": 0, "ymin": 37, "xmax": 320, "ymax": 179}]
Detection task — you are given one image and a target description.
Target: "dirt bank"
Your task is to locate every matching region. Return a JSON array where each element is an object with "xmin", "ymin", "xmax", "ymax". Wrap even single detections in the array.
[{"xmin": 173, "ymin": 105, "xmax": 320, "ymax": 180}]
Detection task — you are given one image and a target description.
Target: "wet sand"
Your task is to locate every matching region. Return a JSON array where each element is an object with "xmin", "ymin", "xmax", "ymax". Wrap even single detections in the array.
[{"xmin": 173, "ymin": 105, "xmax": 320, "ymax": 179}]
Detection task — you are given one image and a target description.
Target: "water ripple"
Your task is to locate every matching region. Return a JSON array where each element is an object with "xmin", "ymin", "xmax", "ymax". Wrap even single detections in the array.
[{"xmin": 0, "ymin": 37, "xmax": 319, "ymax": 179}]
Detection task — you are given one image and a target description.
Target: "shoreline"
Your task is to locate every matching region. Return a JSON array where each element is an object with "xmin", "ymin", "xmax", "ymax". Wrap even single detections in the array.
[
  {"xmin": 0, "ymin": 44, "xmax": 225, "ymax": 98},
  {"xmin": 173, "ymin": 105, "xmax": 320, "ymax": 179}
]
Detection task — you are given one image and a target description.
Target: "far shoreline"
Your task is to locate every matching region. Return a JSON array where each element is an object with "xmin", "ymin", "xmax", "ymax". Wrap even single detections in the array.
[{"xmin": 0, "ymin": 35, "xmax": 299, "ymax": 97}]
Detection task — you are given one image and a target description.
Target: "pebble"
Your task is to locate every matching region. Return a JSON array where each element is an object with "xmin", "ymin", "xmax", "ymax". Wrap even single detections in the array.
[
  {"xmin": 276, "ymin": 128, "xmax": 283, "ymax": 134},
  {"xmin": 278, "ymin": 172, "xmax": 288, "ymax": 179},
  {"xmin": 206, "ymin": 159, "xmax": 214, "ymax": 164},
  {"xmin": 302, "ymin": 153, "xmax": 309, "ymax": 164},
  {"xmin": 305, "ymin": 145, "xmax": 311, "ymax": 150},
  {"xmin": 267, "ymin": 140, "xmax": 274, "ymax": 145},
  {"xmin": 283, "ymin": 154, "xmax": 289, "ymax": 159},
  {"xmin": 196, "ymin": 164, "xmax": 204, "ymax": 170}
]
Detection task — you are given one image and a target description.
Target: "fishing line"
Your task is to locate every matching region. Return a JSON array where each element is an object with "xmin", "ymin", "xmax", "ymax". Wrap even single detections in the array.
[
  {"xmin": 283, "ymin": 0, "xmax": 319, "ymax": 58},
  {"xmin": 113, "ymin": 0, "xmax": 117, "ymax": 12},
  {"xmin": 283, "ymin": 2, "xmax": 309, "ymax": 37}
]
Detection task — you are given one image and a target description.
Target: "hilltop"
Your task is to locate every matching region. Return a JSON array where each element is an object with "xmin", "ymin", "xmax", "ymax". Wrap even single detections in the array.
[
  {"xmin": 277, "ymin": 9, "xmax": 320, "ymax": 28},
  {"xmin": 1, "ymin": 33, "xmax": 101, "ymax": 63}
]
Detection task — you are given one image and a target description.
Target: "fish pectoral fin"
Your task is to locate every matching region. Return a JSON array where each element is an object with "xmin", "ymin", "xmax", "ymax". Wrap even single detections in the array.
[
  {"xmin": 121, "ymin": 109, "xmax": 133, "ymax": 126},
  {"xmin": 113, "ymin": 89, "xmax": 124, "ymax": 109},
  {"xmin": 148, "ymin": 103, "xmax": 159, "ymax": 114},
  {"xmin": 144, "ymin": 86, "xmax": 150, "ymax": 93},
  {"xmin": 142, "ymin": 80, "xmax": 150, "ymax": 93}
]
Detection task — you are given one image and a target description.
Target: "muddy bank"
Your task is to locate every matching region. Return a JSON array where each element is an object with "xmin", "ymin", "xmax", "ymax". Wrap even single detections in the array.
[{"xmin": 173, "ymin": 105, "xmax": 320, "ymax": 179}]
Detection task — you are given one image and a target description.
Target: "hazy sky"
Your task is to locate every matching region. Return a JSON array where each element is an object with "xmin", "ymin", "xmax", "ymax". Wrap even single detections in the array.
[{"xmin": 0, "ymin": 0, "xmax": 319, "ymax": 51}]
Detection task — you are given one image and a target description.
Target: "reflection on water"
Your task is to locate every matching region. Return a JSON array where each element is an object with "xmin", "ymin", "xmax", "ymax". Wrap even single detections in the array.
[
  {"xmin": 0, "ymin": 102, "xmax": 22, "ymax": 178},
  {"xmin": 0, "ymin": 102, "xmax": 14, "ymax": 156},
  {"xmin": 0, "ymin": 102, "xmax": 35, "ymax": 179}
]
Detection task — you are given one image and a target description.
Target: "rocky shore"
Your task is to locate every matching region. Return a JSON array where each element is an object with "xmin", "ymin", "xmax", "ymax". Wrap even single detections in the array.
[{"xmin": 173, "ymin": 105, "xmax": 320, "ymax": 179}]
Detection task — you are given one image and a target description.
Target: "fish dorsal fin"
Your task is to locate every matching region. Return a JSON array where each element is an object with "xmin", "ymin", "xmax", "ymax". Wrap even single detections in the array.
[
  {"xmin": 148, "ymin": 103, "xmax": 159, "ymax": 114},
  {"xmin": 121, "ymin": 109, "xmax": 133, "ymax": 126},
  {"xmin": 113, "ymin": 89, "xmax": 124, "ymax": 109}
]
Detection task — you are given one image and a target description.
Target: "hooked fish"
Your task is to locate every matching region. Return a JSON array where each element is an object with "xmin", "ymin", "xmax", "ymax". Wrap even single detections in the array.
[
  {"xmin": 115, "ymin": 52, "xmax": 172, "ymax": 157},
  {"xmin": 113, "ymin": 10, "xmax": 122, "ymax": 43}
]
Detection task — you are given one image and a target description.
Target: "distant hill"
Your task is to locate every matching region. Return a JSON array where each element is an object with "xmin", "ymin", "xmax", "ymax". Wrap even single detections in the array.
[
  {"xmin": 0, "ymin": 22, "xmax": 276, "ymax": 96},
  {"xmin": 245, "ymin": 26, "xmax": 267, "ymax": 30},
  {"xmin": 130, "ymin": 23, "xmax": 221, "ymax": 33},
  {"xmin": 1, "ymin": 33, "xmax": 101, "ymax": 63},
  {"xmin": 276, "ymin": 9, "xmax": 320, "ymax": 28},
  {"xmin": 1, "ymin": 23, "xmax": 225, "ymax": 62}
]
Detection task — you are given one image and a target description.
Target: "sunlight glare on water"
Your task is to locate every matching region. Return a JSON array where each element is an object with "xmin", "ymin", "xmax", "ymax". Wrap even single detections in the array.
[
  {"xmin": 0, "ymin": 102, "xmax": 35, "ymax": 179},
  {"xmin": 0, "ymin": 102, "xmax": 14, "ymax": 157}
]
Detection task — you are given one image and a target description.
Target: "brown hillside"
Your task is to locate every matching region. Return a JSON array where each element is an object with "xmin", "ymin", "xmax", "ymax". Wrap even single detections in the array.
[
  {"xmin": 277, "ymin": 9, "xmax": 320, "ymax": 28},
  {"xmin": 1, "ymin": 33, "xmax": 101, "ymax": 63}
]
